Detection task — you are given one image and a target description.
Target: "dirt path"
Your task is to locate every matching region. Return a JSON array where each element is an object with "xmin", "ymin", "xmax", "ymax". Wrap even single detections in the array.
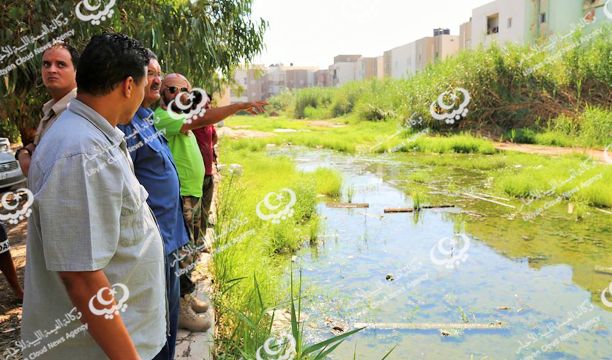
[
  {"xmin": 0, "ymin": 222, "xmax": 26, "ymax": 356},
  {"xmin": 494, "ymin": 142, "xmax": 610, "ymax": 163},
  {"xmin": 216, "ymin": 126, "xmax": 273, "ymax": 139}
]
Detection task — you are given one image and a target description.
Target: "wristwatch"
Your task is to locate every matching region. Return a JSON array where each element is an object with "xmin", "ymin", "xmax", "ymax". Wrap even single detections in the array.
[{"xmin": 15, "ymin": 147, "xmax": 32, "ymax": 161}]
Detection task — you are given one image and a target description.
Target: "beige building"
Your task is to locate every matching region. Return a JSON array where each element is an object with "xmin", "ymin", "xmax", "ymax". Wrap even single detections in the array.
[
  {"xmin": 383, "ymin": 50, "xmax": 393, "ymax": 78},
  {"xmin": 434, "ymin": 33, "xmax": 460, "ymax": 61},
  {"xmin": 356, "ymin": 57, "xmax": 379, "ymax": 81},
  {"xmin": 314, "ymin": 69, "xmax": 331, "ymax": 87},
  {"xmin": 459, "ymin": 20, "xmax": 473, "ymax": 50},
  {"xmin": 229, "ymin": 64, "xmax": 320, "ymax": 103},
  {"xmin": 376, "ymin": 56, "xmax": 384, "ymax": 79},
  {"xmin": 230, "ymin": 66, "xmax": 266, "ymax": 102}
]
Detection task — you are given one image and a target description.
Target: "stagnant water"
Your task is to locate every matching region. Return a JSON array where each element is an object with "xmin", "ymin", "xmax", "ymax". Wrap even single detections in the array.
[{"xmin": 272, "ymin": 148, "xmax": 611, "ymax": 360}]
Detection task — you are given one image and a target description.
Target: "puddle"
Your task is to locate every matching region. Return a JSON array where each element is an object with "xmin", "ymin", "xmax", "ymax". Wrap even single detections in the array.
[{"xmin": 272, "ymin": 148, "xmax": 612, "ymax": 359}]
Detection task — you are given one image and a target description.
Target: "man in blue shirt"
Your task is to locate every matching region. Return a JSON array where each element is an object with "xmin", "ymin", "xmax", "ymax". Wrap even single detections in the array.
[{"xmin": 118, "ymin": 50, "xmax": 209, "ymax": 360}]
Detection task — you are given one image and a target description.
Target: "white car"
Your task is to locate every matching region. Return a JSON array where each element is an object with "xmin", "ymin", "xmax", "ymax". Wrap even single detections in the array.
[{"xmin": 0, "ymin": 138, "xmax": 26, "ymax": 190}]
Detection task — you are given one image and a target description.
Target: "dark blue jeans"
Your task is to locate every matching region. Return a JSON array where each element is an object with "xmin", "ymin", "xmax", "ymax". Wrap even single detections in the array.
[{"xmin": 154, "ymin": 251, "xmax": 181, "ymax": 360}]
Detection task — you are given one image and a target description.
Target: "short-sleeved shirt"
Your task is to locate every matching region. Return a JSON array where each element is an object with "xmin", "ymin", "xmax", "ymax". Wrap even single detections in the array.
[
  {"xmin": 117, "ymin": 107, "xmax": 189, "ymax": 255},
  {"xmin": 34, "ymin": 88, "xmax": 77, "ymax": 145},
  {"xmin": 153, "ymin": 108, "xmax": 204, "ymax": 198},
  {"xmin": 192, "ymin": 125, "xmax": 216, "ymax": 176},
  {"xmin": 23, "ymin": 99, "xmax": 166, "ymax": 360}
]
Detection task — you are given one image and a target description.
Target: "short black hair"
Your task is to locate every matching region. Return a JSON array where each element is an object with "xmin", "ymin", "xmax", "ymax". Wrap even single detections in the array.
[
  {"xmin": 146, "ymin": 49, "xmax": 158, "ymax": 61},
  {"xmin": 76, "ymin": 33, "xmax": 150, "ymax": 96},
  {"xmin": 42, "ymin": 41, "xmax": 80, "ymax": 69}
]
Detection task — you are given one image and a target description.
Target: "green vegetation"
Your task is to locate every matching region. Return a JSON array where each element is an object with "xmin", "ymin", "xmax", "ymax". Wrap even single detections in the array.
[
  {"xmin": 493, "ymin": 154, "xmax": 612, "ymax": 208},
  {"xmin": 266, "ymin": 25, "xmax": 611, "ymax": 146},
  {"xmin": 225, "ymin": 115, "xmax": 499, "ymax": 155},
  {"xmin": 1, "ymin": 0, "xmax": 267, "ymax": 141},
  {"xmin": 212, "ymin": 143, "xmax": 344, "ymax": 357}
]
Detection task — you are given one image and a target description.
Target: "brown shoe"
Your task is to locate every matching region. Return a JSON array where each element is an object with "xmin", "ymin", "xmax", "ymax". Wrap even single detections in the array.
[
  {"xmin": 179, "ymin": 297, "xmax": 211, "ymax": 332},
  {"xmin": 185, "ymin": 293, "xmax": 209, "ymax": 313}
]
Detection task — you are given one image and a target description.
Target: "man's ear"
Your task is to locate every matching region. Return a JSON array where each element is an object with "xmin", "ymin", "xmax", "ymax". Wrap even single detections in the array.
[{"xmin": 122, "ymin": 76, "xmax": 135, "ymax": 98}]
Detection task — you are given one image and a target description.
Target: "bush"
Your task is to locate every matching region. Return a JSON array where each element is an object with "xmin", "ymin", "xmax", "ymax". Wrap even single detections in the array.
[
  {"xmin": 578, "ymin": 106, "xmax": 612, "ymax": 147},
  {"xmin": 293, "ymin": 88, "xmax": 333, "ymax": 119},
  {"xmin": 266, "ymin": 90, "xmax": 294, "ymax": 116}
]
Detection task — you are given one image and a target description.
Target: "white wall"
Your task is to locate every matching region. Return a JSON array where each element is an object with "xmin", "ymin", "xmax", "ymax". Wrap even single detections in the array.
[
  {"xmin": 471, "ymin": 0, "xmax": 528, "ymax": 48},
  {"xmin": 390, "ymin": 41, "xmax": 416, "ymax": 79},
  {"xmin": 332, "ymin": 62, "xmax": 357, "ymax": 86}
]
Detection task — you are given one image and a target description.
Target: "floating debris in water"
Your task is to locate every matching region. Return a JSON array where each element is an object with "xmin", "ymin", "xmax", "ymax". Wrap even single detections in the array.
[{"xmin": 440, "ymin": 329, "xmax": 463, "ymax": 337}]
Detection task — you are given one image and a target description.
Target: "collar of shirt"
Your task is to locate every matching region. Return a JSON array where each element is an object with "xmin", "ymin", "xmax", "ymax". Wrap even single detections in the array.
[
  {"xmin": 42, "ymin": 88, "xmax": 77, "ymax": 119},
  {"xmin": 67, "ymin": 98, "xmax": 125, "ymax": 148}
]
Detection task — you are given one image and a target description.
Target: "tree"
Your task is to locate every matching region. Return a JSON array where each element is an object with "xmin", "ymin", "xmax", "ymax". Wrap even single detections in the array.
[{"xmin": 0, "ymin": 0, "xmax": 267, "ymax": 142}]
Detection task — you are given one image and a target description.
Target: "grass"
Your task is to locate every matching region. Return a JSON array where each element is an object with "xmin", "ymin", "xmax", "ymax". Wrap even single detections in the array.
[
  {"xmin": 225, "ymin": 115, "xmax": 500, "ymax": 155},
  {"xmin": 503, "ymin": 107, "xmax": 612, "ymax": 148},
  {"xmin": 312, "ymin": 168, "xmax": 342, "ymax": 198},
  {"xmin": 492, "ymin": 154, "xmax": 612, "ymax": 208},
  {"xmin": 211, "ymin": 141, "xmax": 349, "ymax": 357}
]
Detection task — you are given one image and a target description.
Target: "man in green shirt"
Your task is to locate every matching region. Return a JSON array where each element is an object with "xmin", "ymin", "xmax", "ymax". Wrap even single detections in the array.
[{"xmin": 154, "ymin": 73, "xmax": 265, "ymax": 329}]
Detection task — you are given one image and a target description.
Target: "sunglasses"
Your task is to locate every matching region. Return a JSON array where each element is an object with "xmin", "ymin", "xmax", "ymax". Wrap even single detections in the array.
[{"xmin": 167, "ymin": 86, "xmax": 189, "ymax": 94}]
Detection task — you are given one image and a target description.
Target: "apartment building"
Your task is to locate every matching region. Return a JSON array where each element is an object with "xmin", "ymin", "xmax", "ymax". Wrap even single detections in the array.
[
  {"xmin": 230, "ymin": 66, "xmax": 266, "ymax": 102},
  {"xmin": 467, "ymin": 0, "xmax": 601, "ymax": 49},
  {"xmin": 285, "ymin": 67, "xmax": 317, "ymax": 89},
  {"xmin": 383, "ymin": 28, "xmax": 458, "ymax": 79},
  {"xmin": 434, "ymin": 32, "xmax": 460, "ymax": 61},
  {"xmin": 330, "ymin": 54, "xmax": 361, "ymax": 86},
  {"xmin": 389, "ymin": 41, "xmax": 417, "ymax": 79},
  {"xmin": 376, "ymin": 56, "xmax": 384, "ymax": 79},
  {"xmin": 314, "ymin": 69, "xmax": 331, "ymax": 87},
  {"xmin": 356, "ymin": 57, "xmax": 379, "ymax": 81},
  {"xmin": 229, "ymin": 64, "xmax": 318, "ymax": 103},
  {"xmin": 459, "ymin": 20, "xmax": 473, "ymax": 50},
  {"xmin": 383, "ymin": 50, "xmax": 393, "ymax": 78}
]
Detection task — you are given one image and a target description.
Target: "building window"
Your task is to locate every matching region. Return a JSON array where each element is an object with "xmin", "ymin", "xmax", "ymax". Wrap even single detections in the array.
[
  {"xmin": 507, "ymin": 17, "xmax": 512, "ymax": 28},
  {"xmin": 487, "ymin": 14, "xmax": 499, "ymax": 34},
  {"xmin": 540, "ymin": 12, "xmax": 546, "ymax": 23}
]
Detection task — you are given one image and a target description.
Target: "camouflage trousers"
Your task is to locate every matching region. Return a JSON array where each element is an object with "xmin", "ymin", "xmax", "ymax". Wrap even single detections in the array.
[{"xmin": 178, "ymin": 196, "xmax": 204, "ymax": 275}]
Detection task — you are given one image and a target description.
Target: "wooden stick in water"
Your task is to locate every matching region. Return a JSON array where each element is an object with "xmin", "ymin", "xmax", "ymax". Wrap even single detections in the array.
[
  {"xmin": 384, "ymin": 205, "xmax": 455, "ymax": 213},
  {"xmin": 326, "ymin": 203, "xmax": 369, "ymax": 209},
  {"xmin": 354, "ymin": 322, "xmax": 505, "ymax": 330}
]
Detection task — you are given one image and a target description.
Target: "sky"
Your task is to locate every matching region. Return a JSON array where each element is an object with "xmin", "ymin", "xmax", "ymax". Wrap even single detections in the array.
[{"xmin": 251, "ymin": 0, "xmax": 493, "ymax": 69}]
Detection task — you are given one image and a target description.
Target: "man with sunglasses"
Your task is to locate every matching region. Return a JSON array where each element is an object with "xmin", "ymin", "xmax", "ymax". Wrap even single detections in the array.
[
  {"xmin": 154, "ymin": 74, "xmax": 265, "ymax": 332},
  {"xmin": 116, "ymin": 50, "xmax": 194, "ymax": 359}
]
